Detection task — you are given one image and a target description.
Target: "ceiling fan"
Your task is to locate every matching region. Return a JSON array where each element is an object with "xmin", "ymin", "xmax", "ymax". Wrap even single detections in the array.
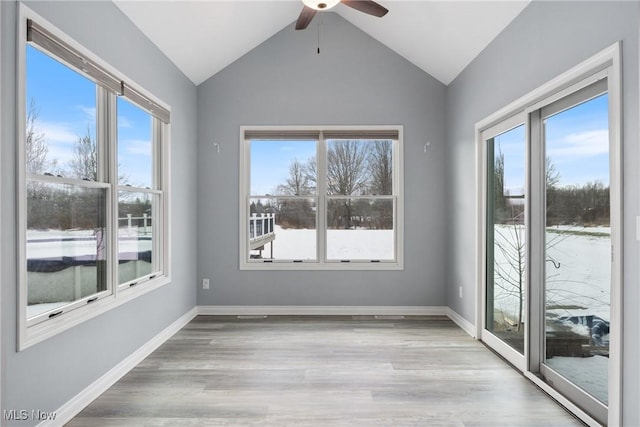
[{"xmin": 295, "ymin": 0, "xmax": 389, "ymax": 30}]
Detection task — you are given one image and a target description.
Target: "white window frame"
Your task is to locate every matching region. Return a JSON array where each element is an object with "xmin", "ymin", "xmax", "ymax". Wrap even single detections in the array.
[
  {"xmin": 16, "ymin": 5, "xmax": 171, "ymax": 350},
  {"xmin": 0, "ymin": 0, "xmax": 3, "ymax": 411},
  {"xmin": 239, "ymin": 125, "xmax": 404, "ymax": 270}
]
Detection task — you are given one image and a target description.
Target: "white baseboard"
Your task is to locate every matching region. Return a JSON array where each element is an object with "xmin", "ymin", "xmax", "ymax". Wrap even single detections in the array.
[
  {"xmin": 46, "ymin": 307, "xmax": 198, "ymax": 427},
  {"xmin": 197, "ymin": 305, "xmax": 448, "ymax": 316},
  {"xmin": 446, "ymin": 307, "xmax": 476, "ymax": 338}
]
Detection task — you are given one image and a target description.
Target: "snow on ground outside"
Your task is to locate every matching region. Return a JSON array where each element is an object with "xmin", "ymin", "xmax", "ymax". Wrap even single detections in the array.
[
  {"xmin": 546, "ymin": 227, "xmax": 610, "ymax": 321},
  {"xmin": 261, "ymin": 225, "xmax": 394, "ymax": 260},
  {"xmin": 27, "ymin": 228, "xmax": 151, "ymax": 259},
  {"xmin": 493, "ymin": 225, "xmax": 610, "ymax": 323}
]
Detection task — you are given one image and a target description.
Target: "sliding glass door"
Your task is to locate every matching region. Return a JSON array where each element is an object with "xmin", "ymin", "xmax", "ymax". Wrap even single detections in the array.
[
  {"xmin": 481, "ymin": 68, "xmax": 619, "ymax": 426},
  {"xmin": 538, "ymin": 84, "xmax": 610, "ymax": 423},
  {"xmin": 484, "ymin": 117, "xmax": 527, "ymax": 366}
]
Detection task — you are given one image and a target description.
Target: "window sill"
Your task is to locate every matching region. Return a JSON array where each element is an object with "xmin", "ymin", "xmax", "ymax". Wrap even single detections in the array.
[
  {"xmin": 18, "ymin": 275, "xmax": 170, "ymax": 351},
  {"xmin": 239, "ymin": 261, "xmax": 404, "ymax": 271}
]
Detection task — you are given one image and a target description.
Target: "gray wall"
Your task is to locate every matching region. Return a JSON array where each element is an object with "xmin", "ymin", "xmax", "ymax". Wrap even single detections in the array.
[
  {"xmin": 445, "ymin": 1, "xmax": 639, "ymax": 425},
  {"xmin": 2, "ymin": 1, "xmax": 637, "ymax": 425},
  {"xmin": 196, "ymin": 12, "xmax": 447, "ymax": 308},
  {"xmin": 0, "ymin": 1, "xmax": 198, "ymax": 424}
]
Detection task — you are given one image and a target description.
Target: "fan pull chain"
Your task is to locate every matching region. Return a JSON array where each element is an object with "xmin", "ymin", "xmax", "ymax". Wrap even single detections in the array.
[{"xmin": 317, "ymin": 14, "xmax": 323, "ymax": 54}]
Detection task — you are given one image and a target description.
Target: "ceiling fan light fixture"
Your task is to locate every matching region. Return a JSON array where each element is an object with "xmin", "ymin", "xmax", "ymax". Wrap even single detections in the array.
[{"xmin": 302, "ymin": 0, "xmax": 341, "ymax": 11}]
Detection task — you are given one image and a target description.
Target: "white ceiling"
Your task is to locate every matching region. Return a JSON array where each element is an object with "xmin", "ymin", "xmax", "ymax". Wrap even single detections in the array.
[{"xmin": 114, "ymin": 0, "xmax": 530, "ymax": 86}]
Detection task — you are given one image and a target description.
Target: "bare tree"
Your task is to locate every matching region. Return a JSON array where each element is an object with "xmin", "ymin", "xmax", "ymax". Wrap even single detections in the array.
[
  {"xmin": 493, "ymin": 220, "xmax": 526, "ymax": 331},
  {"xmin": 545, "ymin": 156, "xmax": 563, "ymax": 226},
  {"xmin": 546, "ymin": 156, "xmax": 561, "ymax": 190},
  {"xmin": 274, "ymin": 158, "xmax": 316, "ymax": 229},
  {"xmin": 305, "ymin": 156, "xmax": 317, "ymax": 192},
  {"xmin": 68, "ymin": 127, "xmax": 97, "ymax": 181},
  {"xmin": 327, "ymin": 140, "xmax": 370, "ymax": 229},
  {"xmin": 327, "ymin": 140, "xmax": 369, "ymax": 195},
  {"xmin": 25, "ymin": 99, "xmax": 51, "ymax": 175},
  {"xmin": 493, "ymin": 150, "xmax": 507, "ymax": 221},
  {"xmin": 277, "ymin": 158, "xmax": 313, "ymax": 196},
  {"xmin": 368, "ymin": 140, "xmax": 392, "ymax": 195}
]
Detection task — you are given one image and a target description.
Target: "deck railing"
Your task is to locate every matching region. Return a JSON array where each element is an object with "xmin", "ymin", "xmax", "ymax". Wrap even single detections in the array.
[
  {"xmin": 119, "ymin": 213, "xmax": 151, "ymax": 235},
  {"xmin": 249, "ymin": 213, "xmax": 275, "ymax": 240}
]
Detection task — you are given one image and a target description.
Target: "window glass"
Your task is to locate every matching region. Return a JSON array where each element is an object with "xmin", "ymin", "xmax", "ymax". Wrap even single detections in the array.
[
  {"xmin": 326, "ymin": 139, "xmax": 393, "ymax": 196},
  {"xmin": 117, "ymin": 97, "xmax": 153, "ymax": 188},
  {"xmin": 485, "ymin": 124, "xmax": 526, "ymax": 354},
  {"xmin": 26, "ymin": 183, "xmax": 107, "ymax": 319},
  {"xmin": 249, "ymin": 197, "xmax": 317, "ymax": 260},
  {"xmin": 250, "ymin": 140, "xmax": 316, "ymax": 196},
  {"xmin": 118, "ymin": 191, "xmax": 155, "ymax": 284},
  {"xmin": 326, "ymin": 198, "xmax": 394, "ymax": 260},
  {"xmin": 248, "ymin": 139, "xmax": 318, "ymax": 261},
  {"xmin": 325, "ymin": 139, "xmax": 395, "ymax": 261},
  {"xmin": 543, "ymin": 93, "xmax": 610, "ymax": 404},
  {"xmin": 26, "ymin": 45, "xmax": 97, "ymax": 179}
]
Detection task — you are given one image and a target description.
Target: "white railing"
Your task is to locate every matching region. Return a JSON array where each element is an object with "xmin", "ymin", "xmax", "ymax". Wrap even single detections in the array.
[
  {"xmin": 119, "ymin": 213, "xmax": 151, "ymax": 235},
  {"xmin": 249, "ymin": 213, "xmax": 275, "ymax": 241}
]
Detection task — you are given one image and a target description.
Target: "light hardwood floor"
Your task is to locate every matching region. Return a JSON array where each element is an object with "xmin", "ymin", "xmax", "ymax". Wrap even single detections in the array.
[{"xmin": 68, "ymin": 316, "xmax": 584, "ymax": 426}]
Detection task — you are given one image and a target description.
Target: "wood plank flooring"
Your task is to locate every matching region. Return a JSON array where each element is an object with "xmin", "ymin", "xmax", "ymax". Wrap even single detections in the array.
[{"xmin": 68, "ymin": 316, "xmax": 584, "ymax": 426}]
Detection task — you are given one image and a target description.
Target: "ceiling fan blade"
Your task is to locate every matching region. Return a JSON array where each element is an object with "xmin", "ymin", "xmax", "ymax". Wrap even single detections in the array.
[
  {"xmin": 295, "ymin": 6, "xmax": 317, "ymax": 30},
  {"xmin": 341, "ymin": 0, "xmax": 388, "ymax": 17}
]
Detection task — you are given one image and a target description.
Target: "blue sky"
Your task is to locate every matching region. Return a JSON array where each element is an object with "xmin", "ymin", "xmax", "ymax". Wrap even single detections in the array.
[
  {"xmin": 26, "ymin": 45, "xmax": 152, "ymax": 188},
  {"xmin": 250, "ymin": 140, "xmax": 316, "ymax": 195},
  {"xmin": 545, "ymin": 94, "xmax": 609, "ymax": 187},
  {"xmin": 495, "ymin": 93, "xmax": 609, "ymax": 195}
]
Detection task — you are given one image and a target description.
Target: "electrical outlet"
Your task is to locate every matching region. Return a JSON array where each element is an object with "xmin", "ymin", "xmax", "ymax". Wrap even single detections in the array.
[
  {"xmin": 459, "ymin": 286, "xmax": 463, "ymax": 299},
  {"xmin": 202, "ymin": 278, "xmax": 210, "ymax": 290}
]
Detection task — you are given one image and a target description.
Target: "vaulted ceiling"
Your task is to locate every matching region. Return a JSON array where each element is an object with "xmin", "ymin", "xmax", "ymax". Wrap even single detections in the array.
[{"xmin": 114, "ymin": 1, "xmax": 530, "ymax": 86}]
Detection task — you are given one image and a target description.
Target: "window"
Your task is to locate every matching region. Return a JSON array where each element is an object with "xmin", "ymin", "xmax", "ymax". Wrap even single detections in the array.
[
  {"xmin": 240, "ymin": 127, "xmax": 403, "ymax": 270},
  {"xmin": 18, "ymin": 12, "xmax": 170, "ymax": 348}
]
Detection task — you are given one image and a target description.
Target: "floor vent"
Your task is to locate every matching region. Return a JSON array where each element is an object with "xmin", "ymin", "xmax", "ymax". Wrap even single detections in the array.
[
  {"xmin": 374, "ymin": 315, "xmax": 405, "ymax": 320},
  {"xmin": 237, "ymin": 315, "xmax": 268, "ymax": 319}
]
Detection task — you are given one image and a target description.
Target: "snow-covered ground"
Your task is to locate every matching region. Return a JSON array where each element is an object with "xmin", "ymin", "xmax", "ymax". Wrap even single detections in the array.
[
  {"xmin": 255, "ymin": 225, "xmax": 394, "ymax": 260},
  {"xmin": 545, "ymin": 227, "xmax": 610, "ymax": 321},
  {"xmin": 492, "ymin": 224, "xmax": 610, "ymax": 323},
  {"xmin": 27, "ymin": 227, "xmax": 152, "ymax": 259}
]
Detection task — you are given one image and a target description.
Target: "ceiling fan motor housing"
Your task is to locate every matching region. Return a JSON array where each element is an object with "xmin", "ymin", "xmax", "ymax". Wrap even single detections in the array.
[
  {"xmin": 302, "ymin": 0, "xmax": 341, "ymax": 11},
  {"xmin": 296, "ymin": 0, "xmax": 388, "ymax": 30}
]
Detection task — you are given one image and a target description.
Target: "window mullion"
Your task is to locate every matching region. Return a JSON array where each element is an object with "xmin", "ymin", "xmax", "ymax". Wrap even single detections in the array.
[
  {"xmin": 105, "ymin": 90, "xmax": 118, "ymax": 298},
  {"xmin": 96, "ymin": 87, "xmax": 107, "ymax": 183},
  {"xmin": 394, "ymin": 137, "xmax": 403, "ymax": 266},
  {"xmin": 151, "ymin": 120, "xmax": 162, "ymax": 274},
  {"xmin": 154, "ymin": 119, "xmax": 164, "ymax": 275},
  {"xmin": 317, "ymin": 133, "xmax": 327, "ymax": 263}
]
